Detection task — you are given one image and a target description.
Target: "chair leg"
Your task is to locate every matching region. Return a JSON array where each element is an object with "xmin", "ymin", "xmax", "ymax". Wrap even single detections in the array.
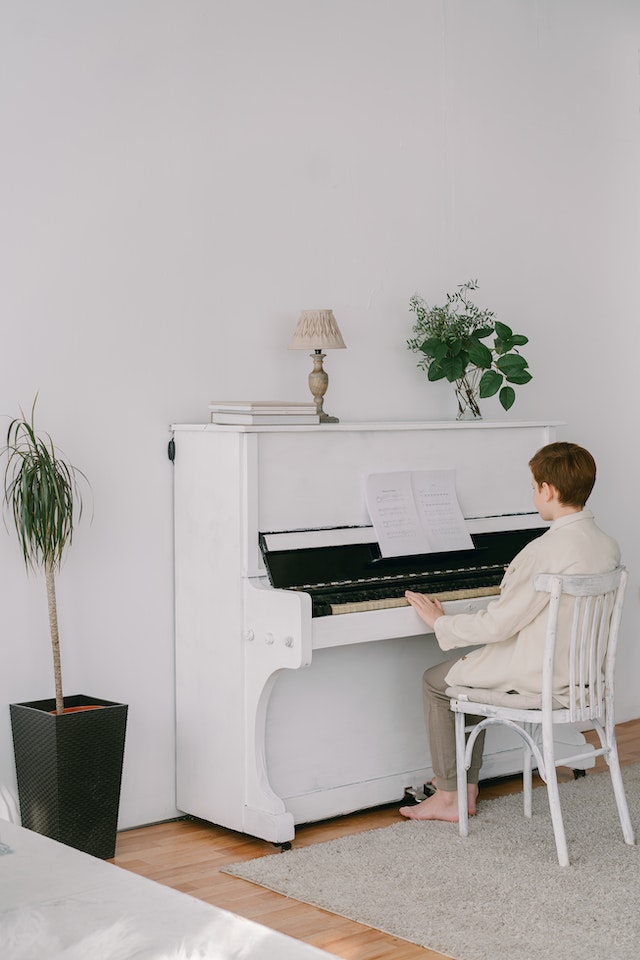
[
  {"xmin": 542, "ymin": 748, "xmax": 569, "ymax": 867},
  {"xmin": 607, "ymin": 742, "xmax": 635, "ymax": 846},
  {"xmin": 454, "ymin": 710, "xmax": 469, "ymax": 837},
  {"xmin": 522, "ymin": 739, "xmax": 533, "ymax": 819}
]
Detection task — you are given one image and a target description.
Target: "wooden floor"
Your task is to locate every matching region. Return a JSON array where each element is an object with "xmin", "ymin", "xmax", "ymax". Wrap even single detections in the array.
[{"xmin": 113, "ymin": 719, "xmax": 640, "ymax": 960}]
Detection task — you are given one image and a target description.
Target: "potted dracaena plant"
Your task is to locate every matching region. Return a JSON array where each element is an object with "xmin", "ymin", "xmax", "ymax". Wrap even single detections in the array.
[
  {"xmin": 3, "ymin": 399, "xmax": 127, "ymax": 858},
  {"xmin": 407, "ymin": 279, "xmax": 532, "ymax": 419}
]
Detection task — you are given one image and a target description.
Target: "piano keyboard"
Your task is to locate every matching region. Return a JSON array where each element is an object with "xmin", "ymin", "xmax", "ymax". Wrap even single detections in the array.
[{"xmin": 329, "ymin": 584, "xmax": 500, "ymax": 615}]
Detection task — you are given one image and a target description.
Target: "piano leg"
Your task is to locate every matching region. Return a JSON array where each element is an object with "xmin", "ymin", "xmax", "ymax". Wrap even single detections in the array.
[
  {"xmin": 242, "ymin": 582, "xmax": 312, "ymax": 843},
  {"xmin": 243, "ymin": 666, "xmax": 296, "ymax": 844}
]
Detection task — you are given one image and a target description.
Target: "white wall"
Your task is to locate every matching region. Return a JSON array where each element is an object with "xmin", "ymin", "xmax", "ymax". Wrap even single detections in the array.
[{"xmin": 1, "ymin": 0, "xmax": 638, "ymax": 828}]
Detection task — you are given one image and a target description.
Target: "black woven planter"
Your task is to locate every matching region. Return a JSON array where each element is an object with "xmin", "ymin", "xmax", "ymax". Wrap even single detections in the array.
[{"xmin": 10, "ymin": 695, "xmax": 128, "ymax": 859}]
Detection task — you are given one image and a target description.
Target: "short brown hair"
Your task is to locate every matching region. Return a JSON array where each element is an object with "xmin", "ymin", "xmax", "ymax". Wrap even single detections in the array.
[{"xmin": 529, "ymin": 442, "xmax": 596, "ymax": 508}]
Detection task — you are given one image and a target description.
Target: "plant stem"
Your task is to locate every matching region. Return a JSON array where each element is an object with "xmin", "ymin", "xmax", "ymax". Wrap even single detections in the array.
[
  {"xmin": 45, "ymin": 561, "xmax": 64, "ymax": 715},
  {"xmin": 455, "ymin": 370, "xmax": 482, "ymax": 419}
]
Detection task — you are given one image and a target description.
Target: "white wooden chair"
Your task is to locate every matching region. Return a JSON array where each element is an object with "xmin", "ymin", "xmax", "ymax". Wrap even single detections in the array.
[{"xmin": 447, "ymin": 567, "xmax": 635, "ymax": 867}]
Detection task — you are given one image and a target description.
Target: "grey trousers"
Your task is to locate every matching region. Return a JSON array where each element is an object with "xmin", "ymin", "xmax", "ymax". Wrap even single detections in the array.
[{"xmin": 423, "ymin": 659, "xmax": 486, "ymax": 791}]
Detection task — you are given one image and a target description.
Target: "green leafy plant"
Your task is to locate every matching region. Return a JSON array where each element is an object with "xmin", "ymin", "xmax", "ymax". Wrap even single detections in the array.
[
  {"xmin": 2, "ymin": 398, "xmax": 89, "ymax": 715},
  {"xmin": 407, "ymin": 280, "xmax": 532, "ymax": 415}
]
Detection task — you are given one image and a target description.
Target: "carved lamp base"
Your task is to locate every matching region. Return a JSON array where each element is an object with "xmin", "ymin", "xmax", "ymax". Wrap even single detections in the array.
[{"xmin": 309, "ymin": 350, "xmax": 339, "ymax": 423}]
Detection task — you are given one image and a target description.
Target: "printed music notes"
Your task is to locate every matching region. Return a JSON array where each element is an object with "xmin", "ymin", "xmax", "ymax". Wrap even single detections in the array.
[{"xmin": 364, "ymin": 469, "xmax": 473, "ymax": 558}]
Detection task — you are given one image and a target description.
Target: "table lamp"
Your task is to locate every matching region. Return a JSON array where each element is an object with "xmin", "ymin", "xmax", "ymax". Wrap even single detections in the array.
[{"xmin": 288, "ymin": 309, "xmax": 346, "ymax": 423}]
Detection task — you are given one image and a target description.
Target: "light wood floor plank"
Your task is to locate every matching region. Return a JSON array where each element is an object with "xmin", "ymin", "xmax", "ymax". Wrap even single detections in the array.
[{"xmin": 113, "ymin": 719, "xmax": 639, "ymax": 960}]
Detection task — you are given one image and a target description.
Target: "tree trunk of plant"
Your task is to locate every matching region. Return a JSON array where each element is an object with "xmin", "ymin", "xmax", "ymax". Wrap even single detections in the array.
[{"xmin": 45, "ymin": 561, "xmax": 64, "ymax": 715}]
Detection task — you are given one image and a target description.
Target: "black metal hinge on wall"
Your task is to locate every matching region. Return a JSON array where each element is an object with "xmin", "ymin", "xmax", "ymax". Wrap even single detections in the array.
[{"xmin": 167, "ymin": 436, "xmax": 175, "ymax": 462}]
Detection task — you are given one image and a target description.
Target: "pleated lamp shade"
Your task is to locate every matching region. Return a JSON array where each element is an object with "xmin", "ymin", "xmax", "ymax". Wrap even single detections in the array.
[{"xmin": 288, "ymin": 310, "xmax": 346, "ymax": 351}]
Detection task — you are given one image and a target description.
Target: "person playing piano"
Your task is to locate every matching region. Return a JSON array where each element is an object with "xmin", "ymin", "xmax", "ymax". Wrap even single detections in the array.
[{"xmin": 399, "ymin": 441, "xmax": 620, "ymax": 823}]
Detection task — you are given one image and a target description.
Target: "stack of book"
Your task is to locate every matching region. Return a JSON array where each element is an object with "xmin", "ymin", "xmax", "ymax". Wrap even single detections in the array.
[{"xmin": 209, "ymin": 400, "xmax": 320, "ymax": 425}]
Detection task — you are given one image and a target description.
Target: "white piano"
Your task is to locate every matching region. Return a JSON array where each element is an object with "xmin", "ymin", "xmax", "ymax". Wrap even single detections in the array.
[{"xmin": 171, "ymin": 420, "xmax": 593, "ymax": 844}]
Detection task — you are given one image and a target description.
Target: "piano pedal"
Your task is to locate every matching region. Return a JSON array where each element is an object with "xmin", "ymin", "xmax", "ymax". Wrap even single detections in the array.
[{"xmin": 402, "ymin": 782, "xmax": 436, "ymax": 805}]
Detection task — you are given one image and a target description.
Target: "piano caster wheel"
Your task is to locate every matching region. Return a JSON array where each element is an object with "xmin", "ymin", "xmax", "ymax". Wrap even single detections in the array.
[
  {"xmin": 572, "ymin": 768, "xmax": 587, "ymax": 780},
  {"xmin": 273, "ymin": 841, "xmax": 292, "ymax": 851}
]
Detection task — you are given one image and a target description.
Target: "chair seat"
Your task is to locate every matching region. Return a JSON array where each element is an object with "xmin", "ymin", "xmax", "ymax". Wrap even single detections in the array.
[{"xmin": 446, "ymin": 685, "xmax": 565, "ymax": 711}]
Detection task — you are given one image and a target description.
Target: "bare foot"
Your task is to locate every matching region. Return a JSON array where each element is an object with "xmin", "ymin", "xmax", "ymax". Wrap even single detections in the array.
[
  {"xmin": 399, "ymin": 784, "xmax": 479, "ymax": 822},
  {"xmin": 430, "ymin": 778, "xmax": 479, "ymax": 815}
]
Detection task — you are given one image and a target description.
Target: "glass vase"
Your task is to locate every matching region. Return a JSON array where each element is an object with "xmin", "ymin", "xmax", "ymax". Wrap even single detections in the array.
[{"xmin": 455, "ymin": 372, "xmax": 482, "ymax": 420}]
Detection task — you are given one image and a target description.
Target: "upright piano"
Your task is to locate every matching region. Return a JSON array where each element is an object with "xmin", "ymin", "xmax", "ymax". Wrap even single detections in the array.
[{"xmin": 171, "ymin": 420, "xmax": 593, "ymax": 843}]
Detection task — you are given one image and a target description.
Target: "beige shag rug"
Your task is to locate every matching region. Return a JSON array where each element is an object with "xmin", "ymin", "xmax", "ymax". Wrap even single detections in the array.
[{"xmin": 224, "ymin": 766, "xmax": 640, "ymax": 960}]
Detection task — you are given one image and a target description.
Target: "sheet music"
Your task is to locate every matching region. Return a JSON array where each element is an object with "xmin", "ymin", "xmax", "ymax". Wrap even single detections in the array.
[{"xmin": 364, "ymin": 469, "xmax": 474, "ymax": 558}]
